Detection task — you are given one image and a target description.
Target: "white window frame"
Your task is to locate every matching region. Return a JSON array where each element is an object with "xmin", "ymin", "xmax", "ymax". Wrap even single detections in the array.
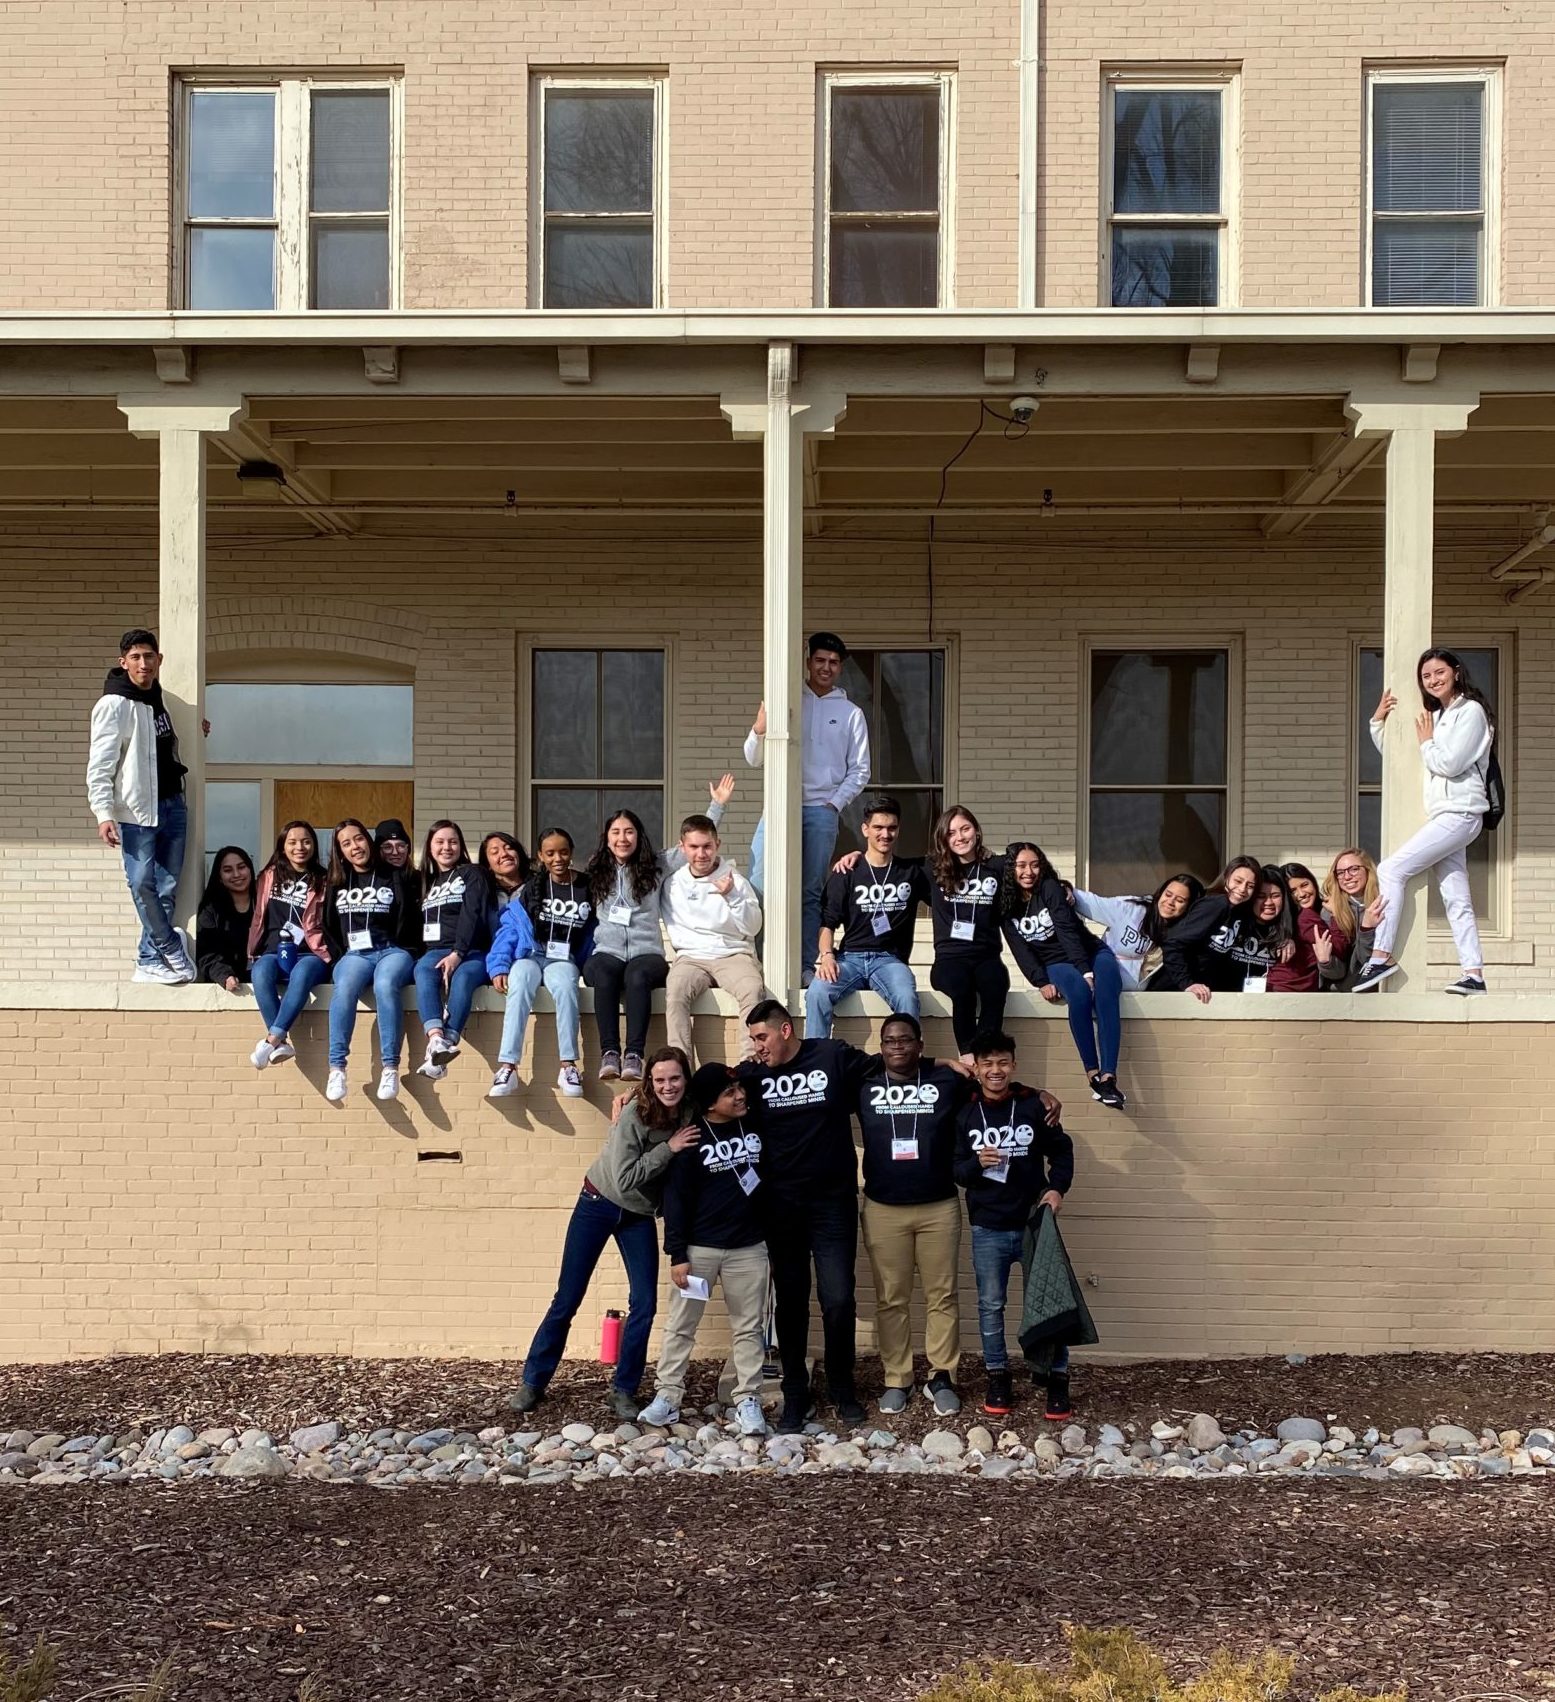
[
  {"xmin": 175, "ymin": 73, "xmax": 402, "ymax": 312},
  {"xmin": 530, "ymin": 72, "xmax": 669, "ymax": 310},
  {"xmin": 1351, "ymin": 637, "xmax": 1512, "ymax": 946},
  {"xmin": 1364, "ymin": 65, "xmax": 1501, "ymax": 308},
  {"xmin": 1101, "ymin": 67, "xmax": 1240, "ymax": 309},
  {"xmin": 817, "ymin": 69, "xmax": 956, "ymax": 309},
  {"xmin": 1077, "ymin": 635, "xmax": 1243, "ymax": 889},
  {"xmin": 518, "ymin": 637, "xmax": 673, "ymax": 849}
]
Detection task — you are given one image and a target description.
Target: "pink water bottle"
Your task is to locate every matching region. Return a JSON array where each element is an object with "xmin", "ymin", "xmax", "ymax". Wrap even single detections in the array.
[{"xmin": 600, "ymin": 1309, "xmax": 623, "ymax": 1366}]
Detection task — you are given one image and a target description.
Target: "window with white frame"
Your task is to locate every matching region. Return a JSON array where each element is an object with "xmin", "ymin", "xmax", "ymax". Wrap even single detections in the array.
[
  {"xmin": 1106, "ymin": 72, "xmax": 1236, "ymax": 308},
  {"xmin": 530, "ymin": 648, "xmax": 666, "ymax": 851},
  {"xmin": 178, "ymin": 78, "xmax": 397, "ymax": 310},
  {"xmin": 1086, "ymin": 647, "xmax": 1230, "ymax": 894},
  {"xmin": 822, "ymin": 74, "xmax": 952, "ymax": 308},
  {"xmin": 536, "ymin": 77, "xmax": 665, "ymax": 309},
  {"xmin": 1356, "ymin": 645, "xmax": 1504, "ymax": 930},
  {"xmin": 1367, "ymin": 69, "xmax": 1498, "ymax": 307}
]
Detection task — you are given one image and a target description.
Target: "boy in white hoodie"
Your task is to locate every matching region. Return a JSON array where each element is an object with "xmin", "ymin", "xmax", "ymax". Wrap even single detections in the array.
[{"xmin": 660, "ymin": 814, "xmax": 767, "ymax": 1062}]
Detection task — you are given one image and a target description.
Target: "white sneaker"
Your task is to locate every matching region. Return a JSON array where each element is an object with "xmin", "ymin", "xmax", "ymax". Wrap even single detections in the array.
[
  {"xmin": 131, "ymin": 964, "xmax": 161, "ymax": 984},
  {"xmin": 160, "ymin": 949, "xmax": 197, "ymax": 984},
  {"xmin": 134, "ymin": 961, "xmax": 182, "ymax": 985},
  {"xmin": 250, "ymin": 1038, "xmax": 276, "ymax": 1070},
  {"xmin": 269, "ymin": 1040, "xmax": 295, "ymax": 1064},
  {"xmin": 376, "ymin": 1068, "xmax": 400, "ymax": 1101},
  {"xmin": 735, "ymin": 1397, "xmax": 768, "ymax": 1437},
  {"xmin": 557, "ymin": 1063, "xmax": 584, "ymax": 1098},
  {"xmin": 416, "ymin": 1058, "xmax": 447, "ymax": 1081},
  {"xmin": 430, "ymin": 1033, "xmax": 461, "ymax": 1067},
  {"xmin": 637, "ymin": 1394, "xmax": 680, "ymax": 1427},
  {"xmin": 488, "ymin": 1064, "xmax": 520, "ymax": 1099},
  {"xmin": 325, "ymin": 1068, "xmax": 349, "ymax": 1103}
]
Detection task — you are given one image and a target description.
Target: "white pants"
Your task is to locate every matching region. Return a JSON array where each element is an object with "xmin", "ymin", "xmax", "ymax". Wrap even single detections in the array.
[{"xmin": 1372, "ymin": 810, "xmax": 1483, "ymax": 971}]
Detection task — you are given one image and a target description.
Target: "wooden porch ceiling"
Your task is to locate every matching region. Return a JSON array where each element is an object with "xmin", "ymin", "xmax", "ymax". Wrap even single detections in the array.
[{"xmin": 0, "ymin": 392, "xmax": 1553, "ymax": 531}]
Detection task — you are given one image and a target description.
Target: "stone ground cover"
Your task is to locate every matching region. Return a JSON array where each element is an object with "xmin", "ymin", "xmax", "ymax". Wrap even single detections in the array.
[{"xmin": 0, "ymin": 1353, "xmax": 1551, "ymax": 1700}]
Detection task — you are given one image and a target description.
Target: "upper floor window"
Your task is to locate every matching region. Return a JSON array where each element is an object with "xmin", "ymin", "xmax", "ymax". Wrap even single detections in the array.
[
  {"xmin": 179, "ymin": 78, "xmax": 397, "ymax": 310},
  {"xmin": 535, "ymin": 77, "xmax": 665, "ymax": 308},
  {"xmin": 1367, "ymin": 69, "xmax": 1498, "ymax": 306},
  {"xmin": 1106, "ymin": 72, "xmax": 1236, "ymax": 307},
  {"xmin": 822, "ymin": 73, "xmax": 952, "ymax": 308}
]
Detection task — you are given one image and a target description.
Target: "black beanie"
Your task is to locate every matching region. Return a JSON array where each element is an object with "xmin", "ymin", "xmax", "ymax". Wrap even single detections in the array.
[
  {"xmin": 374, "ymin": 818, "xmax": 411, "ymax": 847},
  {"xmin": 688, "ymin": 1062, "xmax": 739, "ymax": 1114}
]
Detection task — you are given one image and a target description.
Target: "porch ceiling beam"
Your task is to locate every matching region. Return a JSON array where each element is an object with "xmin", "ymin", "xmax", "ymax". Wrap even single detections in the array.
[
  {"xmin": 289, "ymin": 441, "xmax": 762, "ymax": 471},
  {"xmin": 209, "ymin": 417, "xmax": 360, "ymax": 537},
  {"xmin": 1261, "ymin": 425, "xmax": 1387, "ymax": 537}
]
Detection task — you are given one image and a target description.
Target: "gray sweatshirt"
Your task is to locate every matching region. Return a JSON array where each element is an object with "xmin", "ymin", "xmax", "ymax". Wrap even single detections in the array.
[
  {"xmin": 588, "ymin": 800, "xmax": 724, "ymax": 961},
  {"xmin": 584, "ymin": 1100, "xmax": 683, "ymax": 1216}
]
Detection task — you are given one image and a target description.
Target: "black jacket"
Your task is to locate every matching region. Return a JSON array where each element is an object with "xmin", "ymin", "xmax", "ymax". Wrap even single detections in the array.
[
  {"xmin": 954, "ymin": 1085, "xmax": 1073, "ymax": 1232},
  {"xmin": 661, "ymin": 1118, "xmax": 766, "ymax": 1259},
  {"xmin": 324, "ymin": 864, "xmax": 417, "ymax": 958},
  {"xmin": 1001, "ymin": 875, "xmax": 1098, "ymax": 985},
  {"xmin": 195, "ymin": 895, "xmax": 252, "ymax": 984},
  {"xmin": 1149, "ymin": 893, "xmax": 1248, "ymax": 992}
]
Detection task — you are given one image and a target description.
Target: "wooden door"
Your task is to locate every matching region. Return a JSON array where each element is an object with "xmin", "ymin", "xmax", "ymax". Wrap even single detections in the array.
[{"xmin": 274, "ymin": 780, "xmax": 416, "ymax": 847}]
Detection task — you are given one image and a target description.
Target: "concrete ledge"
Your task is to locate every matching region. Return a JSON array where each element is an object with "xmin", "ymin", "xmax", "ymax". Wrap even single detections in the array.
[{"xmin": 3, "ymin": 980, "xmax": 1553, "ymax": 1022}]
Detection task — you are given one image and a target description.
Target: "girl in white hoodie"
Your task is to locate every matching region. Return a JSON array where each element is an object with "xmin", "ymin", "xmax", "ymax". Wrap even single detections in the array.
[{"xmin": 1357, "ymin": 648, "xmax": 1494, "ymax": 995}]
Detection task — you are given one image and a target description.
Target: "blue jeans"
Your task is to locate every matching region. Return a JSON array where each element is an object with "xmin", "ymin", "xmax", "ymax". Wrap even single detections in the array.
[
  {"xmin": 328, "ymin": 947, "xmax": 415, "ymax": 1069},
  {"xmin": 970, "ymin": 1224, "xmax": 1066, "ymax": 1376},
  {"xmin": 499, "ymin": 956, "xmax": 582, "ymax": 1066},
  {"xmin": 1046, "ymin": 946, "xmax": 1124, "ymax": 1077},
  {"xmin": 252, "ymin": 950, "xmax": 330, "ymax": 1039},
  {"xmin": 804, "ymin": 951, "xmax": 920, "ymax": 1037},
  {"xmin": 523, "ymin": 1188, "xmax": 660, "ymax": 1396},
  {"xmin": 118, "ymin": 793, "xmax": 187, "ymax": 965},
  {"xmin": 750, "ymin": 803, "xmax": 841, "ymax": 979},
  {"xmin": 413, "ymin": 948, "xmax": 489, "ymax": 1042}
]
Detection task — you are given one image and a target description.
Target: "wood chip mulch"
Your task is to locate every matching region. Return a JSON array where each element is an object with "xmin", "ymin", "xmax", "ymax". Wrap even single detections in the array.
[
  {"xmin": 3, "ymin": 1349, "xmax": 1553, "ymax": 1438},
  {"xmin": 1, "ymin": 1477, "xmax": 1552, "ymax": 1701}
]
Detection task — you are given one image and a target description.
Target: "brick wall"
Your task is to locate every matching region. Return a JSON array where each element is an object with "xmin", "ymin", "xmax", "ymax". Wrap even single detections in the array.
[
  {"xmin": 1, "ymin": 1004, "xmax": 1549, "ymax": 1364},
  {"xmin": 0, "ymin": 1, "xmax": 1547, "ymax": 310}
]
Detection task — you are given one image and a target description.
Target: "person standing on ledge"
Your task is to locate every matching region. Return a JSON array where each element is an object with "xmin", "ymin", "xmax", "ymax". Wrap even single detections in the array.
[
  {"xmin": 743, "ymin": 631, "xmax": 871, "ymax": 984},
  {"xmin": 85, "ymin": 627, "xmax": 199, "ymax": 984}
]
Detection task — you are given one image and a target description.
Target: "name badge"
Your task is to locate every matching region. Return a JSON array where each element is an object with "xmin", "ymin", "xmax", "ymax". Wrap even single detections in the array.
[
  {"xmin": 985, "ymin": 1159, "xmax": 1010, "ymax": 1185},
  {"xmin": 607, "ymin": 904, "xmax": 633, "ymax": 926},
  {"xmin": 871, "ymin": 910, "xmax": 892, "ymax": 937},
  {"xmin": 1243, "ymin": 969, "xmax": 1268, "ymax": 994},
  {"xmin": 346, "ymin": 927, "xmax": 372, "ymax": 953},
  {"xmin": 951, "ymin": 918, "xmax": 975, "ymax": 942},
  {"xmin": 422, "ymin": 921, "xmax": 441, "ymax": 943},
  {"xmin": 546, "ymin": 938, "xmax": 573, "ymax": 961},
  {"xmin": 891, "ymin": 1137, "xmax": 919, "ymax": 1162},
  {"xmin": 282, "ymin": 920, "xmax": 305, "ymax": 945},
  {"xmin": 736, "ymin": 1166, "xmax": 760, "ymax": 1195}
]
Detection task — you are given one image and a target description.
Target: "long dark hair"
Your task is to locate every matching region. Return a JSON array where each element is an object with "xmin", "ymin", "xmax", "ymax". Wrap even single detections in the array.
[
  {"xmin": 199, "ymin": 845, "xmax": 256, "ymax": 917},
  {"xmin": 999, "ymin": 840, "xmax": 1058, "ymax": 918},
  {"xmin": 420, "ymin": 819, "xmax": 471, "ymax": 897},
  {"xmin": 1252, "ymin": 864, "xmax": 1296, "ymax": 951},
  {"xmin": 1279, "ymin": 861, "xmax": 1323, "ymax": 914},
  {"xmin": 260, "ymin": 820, "xmax": 325, "ymax": 892},
  {"xmin": 1138, "ymin": 872, "xmax": 1204, "ymax": 947},
  {"xmin": 587, "ymin": 809, "xmax": 661, "ymax": 907},
  {"xmin": 523, "ymin": 824, "xmax": 577, "ymax": 907},
  {"xmin": 632, "ymin": 1046, "xmax": 692, "ymax": 1131},
  {"xmin": 326, "ymin": 818, "xmax": 382, "ymax": 891},
  {"xmin": 1209, "ymin": 854, "xmax": 1262, "ymax": 906},
  {"xmin": 929, "ymin": 804, "xmax": 990, "ymax": 897},
  {"xmin": 478, "ymin": 831, "xmax": 531, "ymax": 892},
  {"xmin": 1417, "ymin": 647, "xmax": 1496, "ymax": 734}
]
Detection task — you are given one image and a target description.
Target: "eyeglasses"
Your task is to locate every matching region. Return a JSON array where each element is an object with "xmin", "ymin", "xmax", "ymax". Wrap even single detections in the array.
[{"xmin": 1335, "ymin": 864, "xmax": 1365, "ymax": 877}]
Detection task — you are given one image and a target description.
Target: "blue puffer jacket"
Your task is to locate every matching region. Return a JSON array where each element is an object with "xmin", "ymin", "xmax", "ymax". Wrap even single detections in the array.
[{"xmin": 485, "ymin": 900, "xmax": 538, "ymax": 978}]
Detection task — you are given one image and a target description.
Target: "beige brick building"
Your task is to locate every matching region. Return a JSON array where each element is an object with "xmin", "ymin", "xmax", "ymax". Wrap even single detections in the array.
[{"xmin": 1, "ymin": 0, "xmax": 1553, "ymax": 1368}]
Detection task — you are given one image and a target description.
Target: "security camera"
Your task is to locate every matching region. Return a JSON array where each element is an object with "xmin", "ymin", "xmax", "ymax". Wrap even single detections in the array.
[{"xmin": 1008, "ymin": 396, "xmax": 1040, "ymax": 424}]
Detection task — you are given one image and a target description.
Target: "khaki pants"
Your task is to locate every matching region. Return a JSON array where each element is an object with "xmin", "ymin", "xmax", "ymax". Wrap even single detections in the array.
[
  {"xmin": 665, "ymin": 952, "xmax": 767, "ymax": 1063},
  {"xmin": 861, "ymin": 1194, "xmax": 962, "ymax": 1387},
  {"xmin": 653, "ymin": 1240, "xmax": 771, "ymax": 1408}
]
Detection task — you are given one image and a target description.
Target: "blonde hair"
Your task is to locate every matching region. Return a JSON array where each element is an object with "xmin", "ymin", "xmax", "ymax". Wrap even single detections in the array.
[{"xmin": 1320, "ymin": 848, "xmax": 1378, "ymax": 944}]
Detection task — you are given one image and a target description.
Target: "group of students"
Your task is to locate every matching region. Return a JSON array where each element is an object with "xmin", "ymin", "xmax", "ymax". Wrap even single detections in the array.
[{"xmin": 507, "ymin": 1004, "xmax": 1074, "ymax": 1435}]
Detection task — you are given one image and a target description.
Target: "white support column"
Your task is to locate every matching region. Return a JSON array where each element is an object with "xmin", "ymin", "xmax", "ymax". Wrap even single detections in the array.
[
  {"xmin": 1345, "ymin": 397, "xmax": 1477, "ymax": 988},
  {"xmin": 723, "ymin": 348, "xmax": 845, "ymax": 1000},
  {"xmin": 118, "ymin": 395, "xmax": 247, "ymax": 934}
]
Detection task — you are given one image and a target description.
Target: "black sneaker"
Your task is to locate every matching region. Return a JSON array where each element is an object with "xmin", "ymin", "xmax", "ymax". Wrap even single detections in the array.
[
  {"xmin": 1043, "ymin": 1372, "xmax": 1074, "ymax": 1422},
  {"xmin": 1352, "ymin": 960, "xmax": 1399, "ymax": 992},
  {"xmin": 506, "ymin": 1382, "xmax": 543, "ymax": 1414},
  {"xmin": 982, "ymin": 1369, "xmax": 1013, "ymax": 1416},
  {"xmin": 924, "ymin": 1371, "xmax": 961, "ymax": 1415},
  {"xmin": 775, "ymin": 1395, "xmax": 812, "ymax": 1435},
  {"xmin": 1092, "ymin": 1075, "xmax": 1127, "ymax": 1110},
  {"xmin": 1445, "ymin": 976, "xmax": 1487, "ymax": 996},
  {"xmin": 831, "ymin": 1390, "xmax": 867, "ymax": 1428},
  {"xmin": 608, "ymin": 1388, "xmax": 640, "ymax": 1421}
]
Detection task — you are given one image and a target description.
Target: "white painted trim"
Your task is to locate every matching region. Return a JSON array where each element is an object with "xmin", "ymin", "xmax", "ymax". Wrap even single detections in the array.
[
  {"xmin": 818, "ymin": 70, "xmax": 956, "ymax": 309},
  {"xmin": 1364, "ymin": 64, "xmax": 1503, "ymax": 309},
  {"xmin": 1101, "ymin": 66, "xmax": 1241, "ymax": 309},
  {"xmin": 1016, "ymin": 0, "xmax": 1041, "ymax": 308}
]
